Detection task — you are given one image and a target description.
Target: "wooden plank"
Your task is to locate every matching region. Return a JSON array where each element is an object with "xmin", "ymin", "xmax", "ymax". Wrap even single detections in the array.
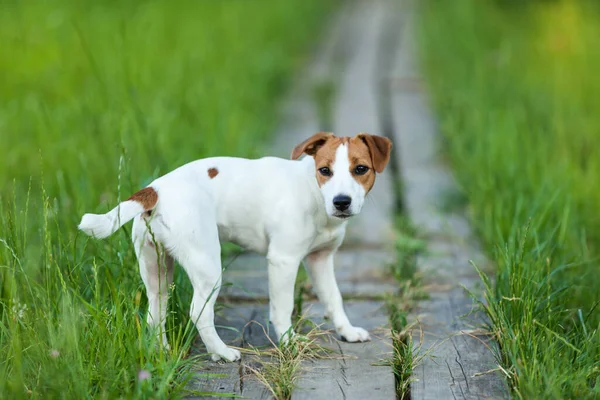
[
  {"xmin": 270, "ymin": 0, "xmax": 396, "ymax": 249},
  {"xmin": 411, "ymin": 290, "xmax": 507, "ymax": 400},
  {"xmin": 220, "ymin": 249, "xmax": 397, "ymax": 301},
  {"xmin": 190, "ymin": 300, "xmax": 394, "ymax": 399},
  {"xmin": 289, "ymin": 0, "xmax": 398, "ymax": 396},
  {"xmin": 220, "ymin": 253, "xmax": 269, "ymax": 300},
  {"xmin": 187, "ymin": 363, "xmax": 241, "ymax": 399},
  {"xmin": 331, "ymin": 249, "xmax": 396, "ymax": 297},
  {"xmin": 333, "ymin": 0, "xmax": 396, "ymax": 249},
  {"xmin": 292, "ymin": 301, "xmax": 395, "ymax": 400},
  {"xmin": 268, "ymin": 0, "xmax": 355, "ymax": 160},
  {"xmin": 390, "ymin": 2, "xmax": 510, "ymax": 398},
  {"xmin": 300, "ymin": 300, "xmax": 390, "ymax": 338},
  {"xmin": 189, "ymin": 303, "xmax": 277, "ymax": 399}
]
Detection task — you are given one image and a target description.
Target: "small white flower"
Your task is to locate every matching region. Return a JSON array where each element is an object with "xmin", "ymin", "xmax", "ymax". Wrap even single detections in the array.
[
  {"xmin": 137, "ymin": 369, "xmax": 151, "ymax": 382},
  {"xmin": 49, "ymin": 349, "xmax": 60, "ymax": 358},
  {"xmin": 11, "ymin": 300, "xmax": 27, "ymax": 320}
]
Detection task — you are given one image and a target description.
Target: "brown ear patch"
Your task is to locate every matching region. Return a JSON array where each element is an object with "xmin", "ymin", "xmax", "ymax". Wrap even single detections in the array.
[
  {"xmin": 291, "ymin": 132, "xmax": 334, "ymax": 160},
  {"xmin": 357, "ymin": 133, "xmax": 392, "ymax": 173},
  {"xmin": 128, "ymin": 187, "xmax": 158, "ymax": 211},
  {"xmin": 208, "ymin": 168, "xmax": 219, "ymax": 179},
  {"xmin": 348, "ymin": 136, "xmax": 377, "ymax": 193}
]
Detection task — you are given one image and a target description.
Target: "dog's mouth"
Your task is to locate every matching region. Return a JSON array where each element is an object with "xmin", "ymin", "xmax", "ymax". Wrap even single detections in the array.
[{"xmin": 333, "ymin": 212, "xmax": 353, "ymax": 220}]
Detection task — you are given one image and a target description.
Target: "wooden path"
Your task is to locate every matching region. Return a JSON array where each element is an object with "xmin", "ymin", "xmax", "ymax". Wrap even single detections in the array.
[{"xmin": 188, "ymin": 0, "xmax": 510, "ymax": 399}]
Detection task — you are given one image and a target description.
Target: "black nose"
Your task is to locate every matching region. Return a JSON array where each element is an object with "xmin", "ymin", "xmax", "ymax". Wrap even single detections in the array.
[{"xmin": 333, "ymin": 195, "xmax": 352, "ymax": 211}]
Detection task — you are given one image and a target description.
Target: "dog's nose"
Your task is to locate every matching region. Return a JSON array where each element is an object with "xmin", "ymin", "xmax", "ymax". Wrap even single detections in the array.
[{"xmin": 333, "ymin": 195, "xmax": 352, "ymax": 211}]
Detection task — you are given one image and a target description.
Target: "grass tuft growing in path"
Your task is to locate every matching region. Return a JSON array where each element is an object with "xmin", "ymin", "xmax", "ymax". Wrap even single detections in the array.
[
  {"xmin": 419, "ymin": 0, "xmax": 600, "ymax": 397},
  {"xmin": 385, "ymin": 218, "xmax": 426, "ymax": 399},
  {"xmin": 0, "ymin": 1, "xmax": 334, "ymax": 397},
  {"xmin": 246, "ymin": 320, "xmax": 333, "ymax": 400}
]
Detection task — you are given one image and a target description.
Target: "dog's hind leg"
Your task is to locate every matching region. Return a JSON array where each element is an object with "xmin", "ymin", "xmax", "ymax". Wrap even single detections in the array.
[
  {"xmin": 165, "ymin": 214, "xmax": 241, "ymax": 362},
  {"xmin": 133, "ymin": 217, "xmax": 174, "ymax": 349}
]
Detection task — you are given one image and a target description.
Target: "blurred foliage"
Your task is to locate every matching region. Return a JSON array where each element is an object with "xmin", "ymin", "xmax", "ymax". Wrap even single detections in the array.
[
  {"xmin": 0, "ymin": 0, "xmax": 333, "ymax": 207},
  {"xmin": 0, "ymin": 1, "xmax": 335, "ymax": 397}
]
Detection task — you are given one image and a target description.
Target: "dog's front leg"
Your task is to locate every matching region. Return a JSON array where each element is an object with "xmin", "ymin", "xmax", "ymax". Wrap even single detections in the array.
[
  {"xmin": 267, "ymin": 251, "xmax": 302, "ymax": 343},
  {"xmin": 305, "ymin": 249, "xmax": 370, "ymax": 342}
]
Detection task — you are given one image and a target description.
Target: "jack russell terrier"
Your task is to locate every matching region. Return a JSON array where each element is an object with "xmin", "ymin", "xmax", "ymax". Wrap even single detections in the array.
[{"xmin": 79, "ymin": 132, "xmax": 392, "ymax": 362}]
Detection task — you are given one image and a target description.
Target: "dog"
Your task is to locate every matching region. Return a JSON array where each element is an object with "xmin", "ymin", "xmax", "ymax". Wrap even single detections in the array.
[{"xmin": 78, "ymin": 132, "xmax": 392, "ymax": 362}]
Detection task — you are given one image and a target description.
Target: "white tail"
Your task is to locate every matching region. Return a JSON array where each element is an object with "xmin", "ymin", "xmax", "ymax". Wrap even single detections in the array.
[{"xmin": 79, "ymin": 187, "xmax": 158, "ymax": 239}]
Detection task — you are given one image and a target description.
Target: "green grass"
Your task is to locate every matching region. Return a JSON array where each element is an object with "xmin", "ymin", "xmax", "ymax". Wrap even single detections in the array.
[
  {"xmin": 384, "ymin": 216, "xmax": 426, "ymax": 399},
  {"xmin": 247, "ymin": 320, "xmax": 331, "ymax": 400},
  {"xmin": 0, "ymin": 1, "xmax": 335, "ymax": 397},
  {"xmin": 419, "ymin": 0, "xmax": 600, "ymax": 397}
]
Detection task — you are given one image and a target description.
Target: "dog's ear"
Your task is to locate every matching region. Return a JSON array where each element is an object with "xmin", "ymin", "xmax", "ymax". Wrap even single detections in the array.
[
  {"xmin": 291, "ymin": 132, "xmax": 334, "ymax": 160},
  {"xmin": 356, "ymin": 133, "xmax": 393, "ymax": 173}
]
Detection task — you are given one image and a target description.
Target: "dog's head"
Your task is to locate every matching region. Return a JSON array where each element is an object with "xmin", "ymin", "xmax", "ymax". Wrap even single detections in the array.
[{"xmin": 291, "ymin": 132, "xmax": 392, "ymax": 219}]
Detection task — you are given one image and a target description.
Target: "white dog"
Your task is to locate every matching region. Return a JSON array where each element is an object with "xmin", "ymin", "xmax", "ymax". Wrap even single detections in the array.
[{"xmin": 78, "ymin": 132, "xmax": 392, "ymax": 362}]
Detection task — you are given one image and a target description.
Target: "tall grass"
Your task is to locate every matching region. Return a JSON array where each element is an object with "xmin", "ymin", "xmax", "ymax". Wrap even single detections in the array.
[
  {"xmin": 0, "ymin": 1, "xmax": 334, "ymax": 397},
  {"xmin": 419, "ymin": 0, "xmax": 600, "ymax": 397}
]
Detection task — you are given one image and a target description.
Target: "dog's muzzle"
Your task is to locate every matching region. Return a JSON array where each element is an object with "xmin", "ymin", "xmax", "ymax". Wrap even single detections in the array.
[{"xmin": 333, "ymin": 195, "xmax": 352, "ymax": 212}]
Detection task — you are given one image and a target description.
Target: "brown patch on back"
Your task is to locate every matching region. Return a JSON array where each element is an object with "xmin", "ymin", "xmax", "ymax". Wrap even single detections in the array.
[
  {"xmin": 128, "ymin": 187, "xmax": 158, "ymax": 211},
  {"xmin": 208, "ymin": 168, "xmax": 219, "ymax": 179}
]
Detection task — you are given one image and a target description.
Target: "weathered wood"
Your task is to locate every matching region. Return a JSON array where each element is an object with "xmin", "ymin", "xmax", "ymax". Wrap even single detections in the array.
[
  {"xmin": 220, "ymin": 252, "xmax": 268, "ymax": 300},
  {"xmin": 292, "ymin": 301, "xmax": 395, "ymax": 400},
  {"xmin": 191, "ymin": 300, "xmax": 395, "ymax": 399},
  {"xmin": 300, "ymin": 300, "xmax": 391, "ymax": 337},
  {"xmin": 189, "ymin": 303, "xmax": 278, "ymax": 399},
  {"xmin": 220, "ymin": 249, "xmax": 397, "ymax": 301},
  {"xmin": 269, "ymin": 0, "xmax": 396, "ymax": 250},
  {"xmin": 187, "ymin": 363, "xmax": 240, "ymax": 399},
  {"xmin": 333, "ymin": 0, "xmax": 396, "ymax": 249},
  {"xmin": 411, "ymin": 290, "xmax": 507, "ymax": 400},
  {"xmin": 269, "ymin": 0, "xmax": 354, "ymax": 159},
  {"xmin": 390, "ymin": 2, "xmax": 510, "ymax": 398},
  {"xmin": 289, "ymin": 1, "xmax": 399, "ymax": 397},
  {"xmin": 331, "ymin": 249, "xmax": 396, "ymax": 297}
]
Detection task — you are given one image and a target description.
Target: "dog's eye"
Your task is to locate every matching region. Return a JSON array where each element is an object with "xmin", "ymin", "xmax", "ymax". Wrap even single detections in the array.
[
  {"xmin": 354, "ymin": 165, "xmax": 369, "ymax": 175},
  {"xmin": 319, "ymin": 167, "xmax": 332, "ymax": 177}
]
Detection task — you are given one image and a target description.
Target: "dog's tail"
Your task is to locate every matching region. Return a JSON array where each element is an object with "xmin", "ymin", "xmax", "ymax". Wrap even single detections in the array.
[{"xmin": 78, "ymin": 187, "xmax": 158, "ymax": 239}]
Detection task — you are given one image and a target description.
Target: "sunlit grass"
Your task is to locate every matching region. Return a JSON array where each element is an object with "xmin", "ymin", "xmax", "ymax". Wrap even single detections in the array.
[
  {"xmin": 419, "ymin": 0, "xmax": 600, "ymax": 397},
  {"xmin": 0, "ymin": 1, "xmax": 334, "ymax": 397}
]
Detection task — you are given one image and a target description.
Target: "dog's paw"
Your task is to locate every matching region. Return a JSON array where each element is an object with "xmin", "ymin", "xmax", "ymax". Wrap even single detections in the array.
[
  {"xmin": 339, "ymin": 326, "xmax": 371, "ymax": 343},
  {"xmin": 210, "ymin": 347, "xmax": 242, "ymax": 362},
  {"xmin": 274, "ymin": 325, "xmax": 296, "ymax": 345}
]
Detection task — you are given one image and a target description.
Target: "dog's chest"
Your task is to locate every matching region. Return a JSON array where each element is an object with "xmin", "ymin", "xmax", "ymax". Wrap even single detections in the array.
[{"xmin": 309, "ymin": 223, "xmax": 346, "ymax": 252}]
